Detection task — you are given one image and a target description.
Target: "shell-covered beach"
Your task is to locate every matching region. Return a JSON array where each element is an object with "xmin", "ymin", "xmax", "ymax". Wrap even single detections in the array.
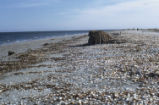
[{"xmin": 0, "ymin": 30, "xmax": 159, "ymax": 104}]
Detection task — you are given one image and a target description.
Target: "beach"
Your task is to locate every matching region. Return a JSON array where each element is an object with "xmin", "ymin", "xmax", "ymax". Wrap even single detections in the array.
[
  {"xmin": 0, "ymin": 35, "xmax": 83, "ymax": 60},
  {"xmin": 0, "ymin": 30, "xmax": 159, "ymax": 104}
]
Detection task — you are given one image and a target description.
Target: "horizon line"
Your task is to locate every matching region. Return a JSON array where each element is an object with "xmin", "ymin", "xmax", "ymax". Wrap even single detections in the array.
[{"xmin": 0, "ymin": 29, "xmax": 122, "ymax": 33}]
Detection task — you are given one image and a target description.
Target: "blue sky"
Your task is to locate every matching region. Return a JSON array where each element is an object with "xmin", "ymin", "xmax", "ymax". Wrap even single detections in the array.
[{"xmin": 0, "ymin": 0, "xmax": 159, "ymax": 32}]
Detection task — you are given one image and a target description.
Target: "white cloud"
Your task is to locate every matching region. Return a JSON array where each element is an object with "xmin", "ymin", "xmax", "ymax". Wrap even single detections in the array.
[{"xmin": 66, "ymin": 0, "xmax": 159, "ymax": 29}]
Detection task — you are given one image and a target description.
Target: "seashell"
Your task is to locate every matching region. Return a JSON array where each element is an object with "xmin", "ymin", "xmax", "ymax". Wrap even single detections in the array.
[
  {"xmin": 0, "ymin": 90, "xmax": 3, "ymax": 93},
  {"xmin": 133, "ymin": 94, "xmax": 138, "ymax": 100},
  {"xmin": 78, "ymin": 100, "xmax": 82, "ymax": 104},
  {"xmin": 114, "ymin": 92, "xmax": 119, "ymax": 97}
]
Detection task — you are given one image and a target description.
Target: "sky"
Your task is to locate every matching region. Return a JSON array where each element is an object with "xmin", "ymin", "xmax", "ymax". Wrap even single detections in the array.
[{"xmin": 0, "ymin": 0, "xmax": 159, "ymax": 32}]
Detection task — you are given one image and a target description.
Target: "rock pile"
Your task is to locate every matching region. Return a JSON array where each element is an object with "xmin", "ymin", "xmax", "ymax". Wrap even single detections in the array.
[{"xmin": 88, "ymin": 31, "xmax": 112, "ymax": 45}]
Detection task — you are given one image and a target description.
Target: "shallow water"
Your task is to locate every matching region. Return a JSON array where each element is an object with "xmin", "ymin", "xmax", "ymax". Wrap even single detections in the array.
[{"xmin": 0, "ymin": 31, "xmax": 89, "ymax": 45}]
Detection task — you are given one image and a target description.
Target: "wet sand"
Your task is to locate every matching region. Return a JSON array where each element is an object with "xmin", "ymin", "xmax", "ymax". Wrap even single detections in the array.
[{"xmin": 0, "ymin": 35, "xmax": 80, "ymax": 60}]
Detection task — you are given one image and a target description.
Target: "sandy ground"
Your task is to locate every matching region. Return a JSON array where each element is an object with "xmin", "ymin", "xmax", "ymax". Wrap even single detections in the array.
[
  {"xmin": 0, "ymin": 35, "xmax": 80, "ymax": 61},
  {"xmin": 0, "ymin": 30, "xmax": 159, "ymax": 104}
]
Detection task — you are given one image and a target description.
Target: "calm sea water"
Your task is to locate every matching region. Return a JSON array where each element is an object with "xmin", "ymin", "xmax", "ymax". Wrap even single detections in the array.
[
  {"xmin": 0, "ymin": 31, "xmax": 89, "ymax": 45},
  {"xmin": 0, "ymin": 30, "xmax": 115, "ymax": 45}
]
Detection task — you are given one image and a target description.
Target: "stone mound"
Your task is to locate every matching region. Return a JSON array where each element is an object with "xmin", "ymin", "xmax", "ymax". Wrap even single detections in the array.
[{"xmin": 88, "ymin": 31, "xmax": 112, "ymax": 45}]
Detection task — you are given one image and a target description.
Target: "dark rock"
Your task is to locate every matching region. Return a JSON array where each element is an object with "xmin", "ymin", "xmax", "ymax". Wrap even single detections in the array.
[
  {"xmin": 43, "ymin": 43, "xmax": 49, "ymax": 46},
  {"xmin": 112, "ymin": 32, "xmax": 121, "ymax": 36},
  {"xmin": 147, "ymin": 72, "xmax": 159, "ymax": 78},
  {"xmin": 8, "ymin": 51, "xmax": 15, "ymax": 56},
  {"xmin": 88, "ymin": 31, "xmax": 112, "ymax": 45}
]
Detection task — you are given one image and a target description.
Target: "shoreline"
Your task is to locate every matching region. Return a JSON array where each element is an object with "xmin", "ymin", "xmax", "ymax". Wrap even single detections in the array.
[
  {"xmin": 0, "ymin": 34, "xmax": 86, "ymax": 59},
  {"xmin": 0, "ymin": 33, "xmax": 88, "ymax": 46}
]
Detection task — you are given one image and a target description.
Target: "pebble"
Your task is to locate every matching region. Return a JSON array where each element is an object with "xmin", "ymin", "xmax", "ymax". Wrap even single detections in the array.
[{"xmin": 0, "ymin": 31, "xmax": 159, "ymax": 104}]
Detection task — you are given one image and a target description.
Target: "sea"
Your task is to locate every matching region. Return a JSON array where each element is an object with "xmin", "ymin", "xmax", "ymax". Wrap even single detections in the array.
[
  {"xmin": 0, "ymin": 30, "xmax": 114, "ymax": 45},
  {"xmin": 0, "ymin": 31, "xmax": 89, "ymax": 45}
]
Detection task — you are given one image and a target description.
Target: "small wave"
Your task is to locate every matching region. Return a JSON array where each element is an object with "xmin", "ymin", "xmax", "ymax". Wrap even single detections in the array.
[{"xmin": 0, "ymin": 31, "xmax": 89, "ymax": 46}]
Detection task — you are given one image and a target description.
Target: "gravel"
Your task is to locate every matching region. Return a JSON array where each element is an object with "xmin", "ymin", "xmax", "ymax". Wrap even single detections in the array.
[{"xmin": 0, "ymin": 30, "xmax": 159, "ymax": 104}]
